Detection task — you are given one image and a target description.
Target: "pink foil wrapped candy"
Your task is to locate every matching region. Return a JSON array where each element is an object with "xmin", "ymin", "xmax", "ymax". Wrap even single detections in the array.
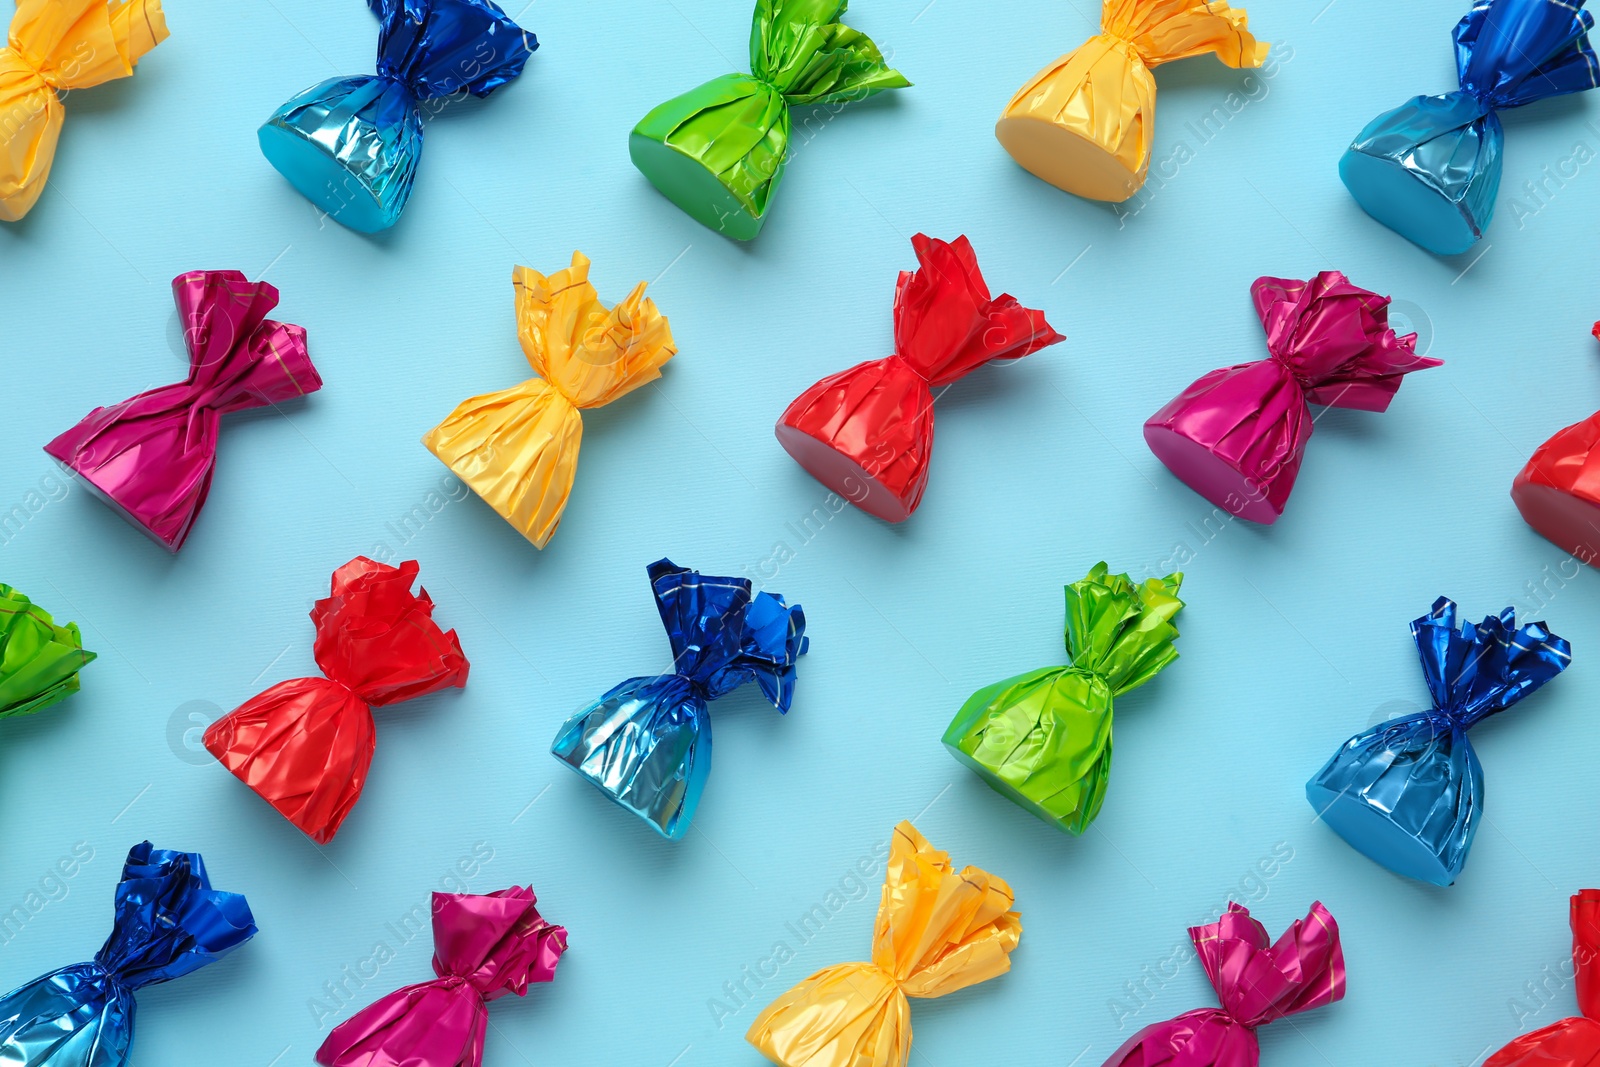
[
  {"xmin": 44, "ymin": 270, "xmax": 322, "ymax": 551},
  {"xmin": 1144, "ymin": 272, "xmax": 1439, "ymax": 523},
  {"xmin": 1104, "ymin": 902, "xmax": 1345, "ymax": 1067},
  {"xmin": 316, "ymin": 887, "xmax": 567, "ymax": 1067}
]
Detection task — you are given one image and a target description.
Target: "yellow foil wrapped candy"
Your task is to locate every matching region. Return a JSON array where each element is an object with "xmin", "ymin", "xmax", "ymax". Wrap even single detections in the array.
[
  {"xmin": 422, "ymin": 254, "xmax": 676, "ymax": 548},
  {"xmin": 1, "ymin": 0, "xmax": 167, "ymax": 221},
  {"xmin": 996, "ymin": 0, "xmax": 1267, "ymax": 202},
  {"xmin": 746, "ymin": 822, "xmax": 1021, "ymax": 1067}
]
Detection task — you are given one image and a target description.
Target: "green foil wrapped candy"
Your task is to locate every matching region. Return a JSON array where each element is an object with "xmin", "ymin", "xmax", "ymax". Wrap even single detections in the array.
[
  {"xmin": 0, "ymin": 584, "xmax": 96, "ymax": 719},
  {"xmin": 943, "ymin": 564, "xmax": 1183, "ymax": 834},
  {"xmin": 629, "ymin": 0, "xmax": 909, "ymax": 240}
]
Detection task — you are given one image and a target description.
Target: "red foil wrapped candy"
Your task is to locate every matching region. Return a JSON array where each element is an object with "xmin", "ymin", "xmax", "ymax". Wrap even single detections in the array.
[
  {"xmin": 775, "ymin": 234, "xmax": 1063, "ymax": 522},
  {"xmin": 1511, "ymin": 328, "xmax": 1600, "ymax": 562},
  {"xmin": 44, "ymin": 270, "xmax": 322, "ymax": 551},
  {"xmin": 1486, "ymin": 890, "xmax": 1600, "ymax": 1065},
  {"xmin": 203, "ymin": 557, "xmax": 468, "ymax": 843},
  {"xmin": 1144, "ymin": 272, "xmax": 1439, "ymax": 523},
  {"xmin": 316, "ymin": 887, "xmax": 566, "ymax": 1067},
  {"xmin": 1105, "ymin": 902, "xmax": 1345, "ymax": 1067}
]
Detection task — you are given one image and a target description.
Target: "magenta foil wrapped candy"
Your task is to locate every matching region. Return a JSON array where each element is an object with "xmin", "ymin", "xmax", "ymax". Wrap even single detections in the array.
[
  {"xmin": 1143, "ymin": 272, "xmax": 1440, "ymax": 523},
  {"xmin": 315, "ymin": 887, "xmax": 566, "ymax": 1067},
  {"xmin": 44, "ymin": 270, "xmax": 322, "ymax": 551},
  {"xmin": 1105, "ymin": 902, "xmax": 1346, "ymax": 1067}
]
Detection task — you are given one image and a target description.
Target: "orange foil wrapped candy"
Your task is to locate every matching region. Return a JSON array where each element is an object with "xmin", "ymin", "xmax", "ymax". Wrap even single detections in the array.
[
  {"xmin": 775, "ymin": 234, "xmax": 1063, "ymax": 523},
  {"xmin": 422, "ymin": 254, "xmax": 676, "ymax": 548},
  {"xmin": 996, "ymin": 0, "xmax": 1268, "ymax": 202},
  {"xmin": 1485, "ymin": 890, "xmax": 1600, "ymax": 1065},
  {"xmin": 746, "ymin": 822, "xmax": 1021, "ymax": 1067},
  {"xmin": 1, "ymin": 0, "xmax": 168, "ymax": 221},
  {"xmin": 203, "ymin": 558, "xmax": 468, "ymax": 843}
]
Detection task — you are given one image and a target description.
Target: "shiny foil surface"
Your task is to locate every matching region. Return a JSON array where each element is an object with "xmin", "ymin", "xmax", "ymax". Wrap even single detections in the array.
[
  {"xmin": 422, "ymin": 254, "xmax": 676, "ymax": 548},
  {"xmin": 550, "ymin": 559, "xmax": 807, "ymax": 840},
  {"xmin": 43, "ymin": 270, "xmax": 322, "ymax": 552},
  {"xmin": 1306, "ymin": 597, "xmax": 1571, "ymax": 886},
  {"xmin": 0, "ymin": 0, "xmax": 167, "ymax": 222},
  {"xmin": 775, "ymin": 234, "xmax": 1063, "ymax": 522},
  {"xmin": 259, "ymin": 0, "xmax": 535, "ymax": 232},
  {"xmin": 1485, "ymin": 890, "xmax": 1600, "ymax": 1065},
  {"xmin": 0, "ymin": 584, "xmax": 94, "ymax": 719},
  {"xmin": 1104, "ymin": 902, "xmax": 1344, "ymax": 1067},
  {"xmin": 203, "ymin": 557, "xmax": 469, "ymax": 843},
  {"xmin": 1340, "ymin": 0, "xmax": 1599, "ymax": 254},
  {"xmin": 315, "ymin": 887, "xmax": 566, "ymax": 1067},
  {"xmin": 996, "ymin": 0, "xmax": 1267, "ymax": 202},
  {"xmin": 1512, "ymin": 341, "xmax": 1600, "ymax": 562},
  {"xmin": 1143, "ymin": 271, "xmax": 1439, "ymax": 524},
  {"xmin": 746, "ymin": 821, "xmax": 1020, "ymax": 1067},
  {"xmin": 629, "ymin": 0, "xmax": 908, "ymax": 239},
  {"xmin": 0, "ymin": 842, "xmax": 257, "ymax": 1067},
  {"xmin": 943, "ymin": 563, "xmax": 1182, "ymax": 834}
]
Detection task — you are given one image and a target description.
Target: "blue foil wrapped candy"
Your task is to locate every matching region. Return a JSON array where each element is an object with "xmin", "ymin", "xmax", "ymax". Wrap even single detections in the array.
[
  {"xmin": 1340, "ymin": 0, "xmax": 1600, "ymax": 254},
  {"xmin": 258, "ymin": 0, "xmax": 536, "ymax": 232},
  {"xmin": 0, "ymin": 842, "xmax": 257, "ymax": 1067},
  {"xmin": 1307, "ymin": 598, "xmax": 1571, "ymax": 886},
  {"xmin": 551, "ymin": 559, "xmax": 808, "ymax": 840}
]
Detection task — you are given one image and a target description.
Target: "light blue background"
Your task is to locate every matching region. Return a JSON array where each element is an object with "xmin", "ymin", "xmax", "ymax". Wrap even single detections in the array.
[{"xmin": 3, "ymin": 0, "xmax": 1599, "ymax": 1064}]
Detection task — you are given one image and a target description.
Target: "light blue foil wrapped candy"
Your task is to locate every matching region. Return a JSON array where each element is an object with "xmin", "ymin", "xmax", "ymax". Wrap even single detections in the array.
[
  {"xmin": 1307, "ymin": 597, "xmax": 1571, "ymax": 886},
  {"xmin": 259, "ymin": 0, "xmax": 536, "ymax": 232},
  {"xmin": 0, "ymin": 842, "xmax": 257, "ymax": 1067},
  {"xmin": 551, "ymin": 559, "xmax": 808, "ymax": 840},
  {"xmin": 1340, "ymin": 0, "xmax": 1600, "ymax": 255}
]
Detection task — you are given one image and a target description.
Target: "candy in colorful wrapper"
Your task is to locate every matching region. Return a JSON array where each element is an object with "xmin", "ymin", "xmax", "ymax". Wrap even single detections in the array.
[
  {"xmin": 629, "ymin": 0, "xmax": 909, "ymax": 240},
  {"xmin": 422, "ymin": 255, "xmax": 676, "ymax": 548},
  {"xmin": 0, "ymin": 0, "xmax": 168, "ymax": 222},
  {"xmin": 943, "ymin": 563, "xmax": 1182, "ymax": 834},
  {"xmin": 1340, "ymin": 0, "xmax": 1600, "ymax": 255},
  {"xmin": 259, "ymin": 0, "xmax": 535, "ymax": 233},
  {"xmin": 1103, "ymin": 902, "xmax": 1344, "ymax": 1067},
  {"xmin": 1143, "ymin": 272, "xmax": 1440, "ymax": 524},
  {"xmin": 315, "ymin": 886, "xmax": 566, "ymax": 1067},
  {"xmin": 1485, "ymin": 890, "xmax": 1600, "ymax": 1066},
  {"xmin": 775, "ymin": 234, "xmax": 1063, "ymax": 523},
  {"xmin": 1512, "ymin": 330, "xmax": 1600, "ymax": 563},
  {"xmin": 0, "ymin": 842, "xmax": 256, "ymax": 1067},
  {"xmin": 1306, "ymin": 597, "xmax": 1571, "ymax": 886},
  {"xmin": 0, "ymin": 584, "xmax": 94, "ymax": 720},
  {"xmin": 551, "ymin": 559, "xmax": 806, "ymax": 840},
  {"xmin": 203, "ymin": 557, "xmax": 469, "ymax": 843},
  {"xmin": 746, "ymin": 821, "xmax": 1020, "ymax": 1067},
  {"xmin": 43, "ymin": 270, "xmax": 322, "ymax": 552},
  {"xmin": 996, "ymin": 0, "xmax": 1268, "ymax": 202}
]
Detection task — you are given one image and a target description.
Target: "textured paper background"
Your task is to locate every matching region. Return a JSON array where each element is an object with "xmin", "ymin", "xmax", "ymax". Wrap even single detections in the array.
[{"xmin": 2, "ymin": 0, "xmax": 1598, "ymax": 1064}]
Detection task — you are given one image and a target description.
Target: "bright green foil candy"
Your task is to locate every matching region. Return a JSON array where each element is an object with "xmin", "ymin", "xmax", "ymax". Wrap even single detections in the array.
[
  {"xmin": 0, "ymin": 584, "xmax": 96, "ymax": 719},
  {"xmin": 943, "ymin": 564, "xmax": 1183, "ymax": 834},
  {"xmin": 629, "ymin": 0, "xmax": 909, "ymax": 239}
]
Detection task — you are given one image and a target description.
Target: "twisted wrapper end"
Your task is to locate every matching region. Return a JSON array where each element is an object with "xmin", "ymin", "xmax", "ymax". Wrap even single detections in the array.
[{"xmin": 0, "ymin": 583, "xmax": 96, "ymax": 719}]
